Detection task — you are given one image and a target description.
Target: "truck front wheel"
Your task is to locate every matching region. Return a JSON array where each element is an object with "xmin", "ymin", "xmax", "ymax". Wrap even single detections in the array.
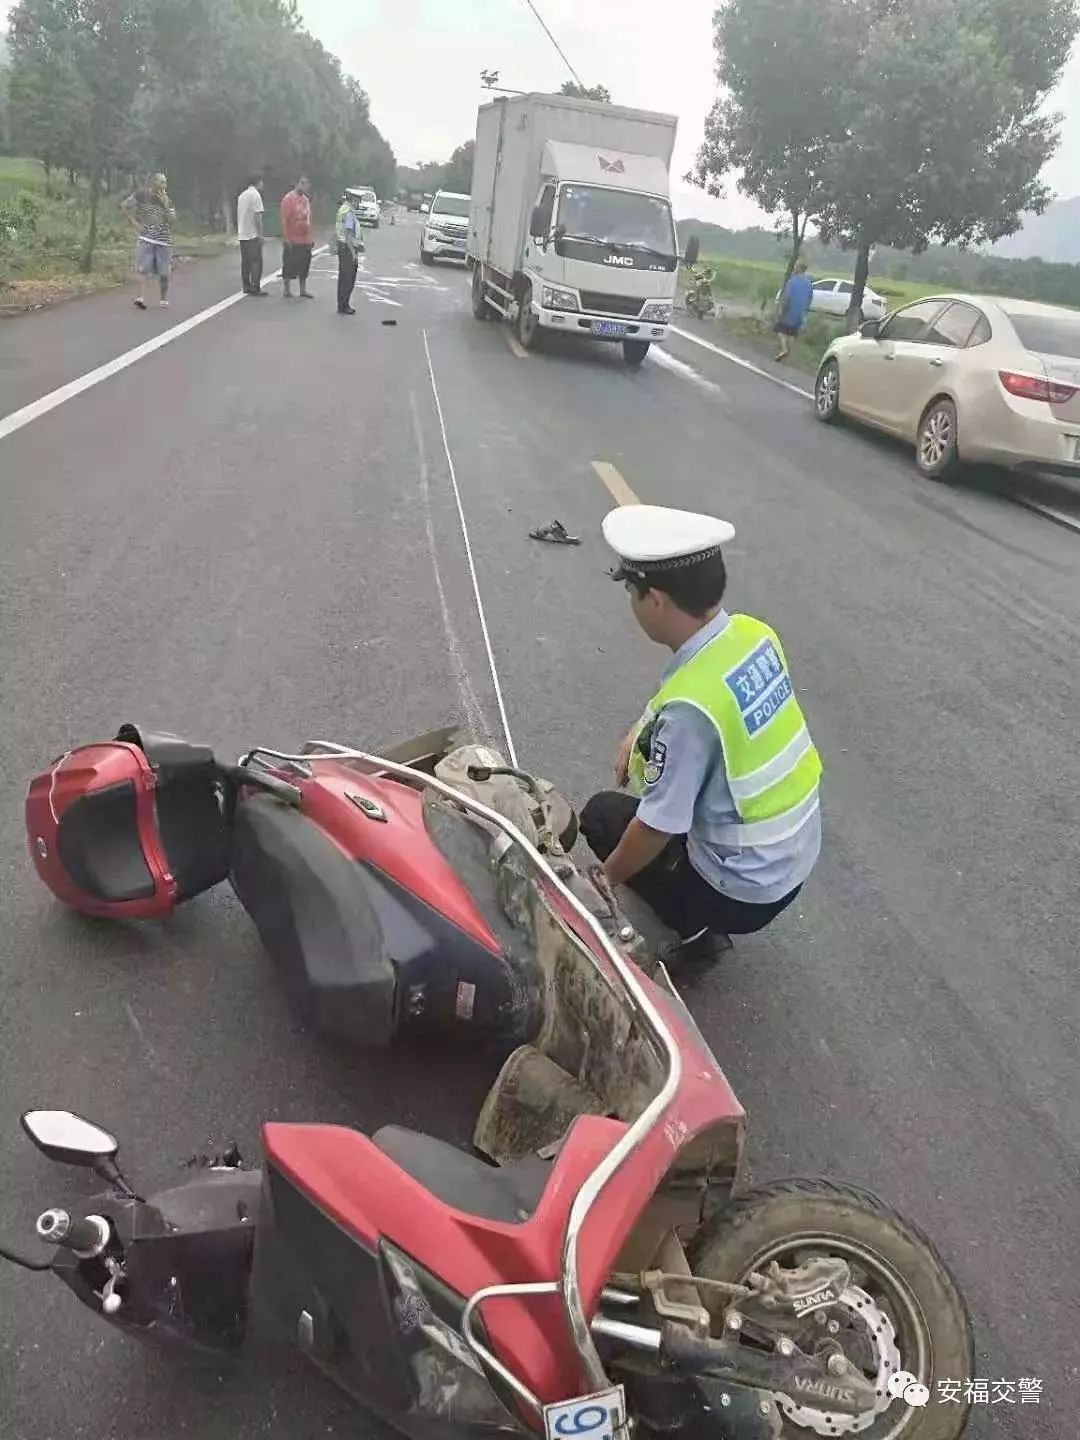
[
  {"xmin": 517, "ymin": 288, "xmax": 542, "ymax": 351},
  {"xmin": 623, "ymin": 340, "xmax": 650, "ymax": 367}
]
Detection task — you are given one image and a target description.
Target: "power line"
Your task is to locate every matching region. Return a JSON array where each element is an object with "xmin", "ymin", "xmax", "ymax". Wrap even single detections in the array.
[{"xmin": 518, "ymin": 0, "xmax": 586, "ymax": 90}]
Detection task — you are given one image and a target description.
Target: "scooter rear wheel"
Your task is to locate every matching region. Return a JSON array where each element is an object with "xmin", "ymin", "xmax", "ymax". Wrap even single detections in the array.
[{"xmin": 688, "ymin": 1178, "xmax": 974, "ymax": 1438}]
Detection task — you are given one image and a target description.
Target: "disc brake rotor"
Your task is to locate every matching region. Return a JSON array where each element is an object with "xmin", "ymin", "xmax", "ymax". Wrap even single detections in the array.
[{"xmin": 774, "ymin": 1284, "xmax": 903, "ymax": 1436}]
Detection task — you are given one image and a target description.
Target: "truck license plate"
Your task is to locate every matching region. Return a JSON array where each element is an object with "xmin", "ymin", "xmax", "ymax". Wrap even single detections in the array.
[
  {"xmin": 1072, "ymin": 436, "xmax": 1080, "ymax": 461},
  {"xmin": 593, "ymin": 320, "xmax": 627, "ymax": 338},
  {"xmin": 544, "ymin": 1386, "xmax": 627, "ymax": 1440}
]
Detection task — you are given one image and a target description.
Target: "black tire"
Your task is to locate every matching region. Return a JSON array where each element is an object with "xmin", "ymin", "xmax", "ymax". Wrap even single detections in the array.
[
  {"xmin": 815, "ymin": 358, "xmax": 841, "ymax": 424},
  {"xmin": 420, "ymin": 248, "xmax": 434, "ymax": 266},
  {"xmin": 516, "ymin": 288, "xmax": 542, "ymax": 351},
  {"xmin": 689, "ymin": 1178, "xmax": 974, "ymax": 1440},
  {"xmin": 471, "ymin": 265, "xmax": 489, "ymax": 321},
  {"xmin": 916, "ymin": 399, "xmax": 959, "ymax": 480},
  {"xmin": 623, "ymin": 340, "xmax": 650, "ymax": 366}
]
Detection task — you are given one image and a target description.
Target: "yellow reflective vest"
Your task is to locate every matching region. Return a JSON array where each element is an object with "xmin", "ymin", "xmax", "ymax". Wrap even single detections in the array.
[{"xmin": 628, "ymin": 614, "xmax": 821, "ymax": 849}]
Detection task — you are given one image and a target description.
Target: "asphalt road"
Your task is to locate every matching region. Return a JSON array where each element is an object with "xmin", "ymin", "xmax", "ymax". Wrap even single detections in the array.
[{"xmin": 1, "ymin": 218, "xmax": 1077, "ymax": 1438}]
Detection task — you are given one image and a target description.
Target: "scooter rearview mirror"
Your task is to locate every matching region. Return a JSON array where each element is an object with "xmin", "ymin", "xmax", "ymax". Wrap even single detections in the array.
[{"xmin": 20, "ymin": 1110, "xmax": 119, "ymax": 1168}]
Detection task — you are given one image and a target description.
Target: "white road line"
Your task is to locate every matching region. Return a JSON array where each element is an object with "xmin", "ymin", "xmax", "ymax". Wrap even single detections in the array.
[
  {"xmin": 1011, "ymin": 495, "xmax": 1080, "ymax": 534},
  {"xmin": 0, "ymin": 246, "xmax": 327, "ymax": 443},
  {"xmin": 669, "ymin": 325, "xmax": 813, "ymax": 401},
  {"xmin": 409, "ymin": 392, "xmax": 492, "ymax": 741},
  {"xmin": 422, "ymin": 328, "xmax": 518, "ymax": 766},
  {"xmin": 650, "ymin": 343, "xmax": 728, "ymax": 399}
]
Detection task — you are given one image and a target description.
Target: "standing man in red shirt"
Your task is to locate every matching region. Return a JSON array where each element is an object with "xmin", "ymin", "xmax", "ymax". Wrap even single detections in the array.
[{"xmin": 280, "ymin": 176, "xmax": 314, "ymax": 299}]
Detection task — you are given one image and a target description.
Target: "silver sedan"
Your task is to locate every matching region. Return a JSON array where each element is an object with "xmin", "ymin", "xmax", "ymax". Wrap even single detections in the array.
[{"xmin": 814, "ymin": 294, "xmax": 1080, "ymax": 479}]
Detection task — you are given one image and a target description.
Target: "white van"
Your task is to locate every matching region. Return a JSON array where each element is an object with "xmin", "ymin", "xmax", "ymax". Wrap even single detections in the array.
[
  {"xmin": 347, "ymin": 187, "xmax": 380, "ymax": 229},
  {"xmin": 420, "ymin": 191, "xmax": 471, "ymax": 265}
]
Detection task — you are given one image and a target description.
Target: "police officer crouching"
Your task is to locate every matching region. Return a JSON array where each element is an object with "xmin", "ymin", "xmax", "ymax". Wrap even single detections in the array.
[{"xmin": 581, "ymin": 505, "xmax": 822, "ymax": 965}]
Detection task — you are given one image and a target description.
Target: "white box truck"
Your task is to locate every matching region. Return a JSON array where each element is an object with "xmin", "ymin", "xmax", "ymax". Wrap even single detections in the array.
[{"xmin": 468, "ymin": 93, "xmax": 699, "ymax": 366}]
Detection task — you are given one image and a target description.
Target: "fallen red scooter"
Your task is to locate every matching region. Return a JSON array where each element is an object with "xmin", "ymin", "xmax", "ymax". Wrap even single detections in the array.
[
  {"xmin": 13, "ymin": 747, "xmax": 973, "ymax": 1439},
  {"xmin": 27, "ymin": 724, "xmax": 641, "ymax": 1047}
]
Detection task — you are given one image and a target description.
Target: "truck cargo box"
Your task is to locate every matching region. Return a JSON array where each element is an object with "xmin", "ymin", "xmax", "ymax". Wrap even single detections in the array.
[{"xmin": 470, "ymin": 93, "xmax": 678, "ymax": 280}]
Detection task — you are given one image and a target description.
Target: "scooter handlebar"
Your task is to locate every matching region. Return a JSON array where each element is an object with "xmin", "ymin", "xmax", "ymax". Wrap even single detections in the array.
[{"xmin": 35, "ymin": 1209, "xmax": 110, "ymax": 1256}]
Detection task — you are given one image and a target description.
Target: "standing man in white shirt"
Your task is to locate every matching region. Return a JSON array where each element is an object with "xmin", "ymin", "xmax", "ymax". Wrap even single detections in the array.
[{"xmin": 236, "ymin": 174, "xmax": 267, "ymax": 298}]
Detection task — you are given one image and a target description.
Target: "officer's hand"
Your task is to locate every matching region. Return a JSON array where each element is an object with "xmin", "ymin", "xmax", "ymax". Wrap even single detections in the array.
[{"xmin": 615, "ymin": 730, "xmax": 634, "ymax": 788}]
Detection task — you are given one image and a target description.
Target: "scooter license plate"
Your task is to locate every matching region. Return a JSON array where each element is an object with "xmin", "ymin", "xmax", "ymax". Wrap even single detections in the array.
[
  {"xmin": 593, "ymin": 321, "xmax": 627, "ymax": 338},
  {"xmin": 544, "ymin": 1385, "xmax": 627, "ymax": 1440}
]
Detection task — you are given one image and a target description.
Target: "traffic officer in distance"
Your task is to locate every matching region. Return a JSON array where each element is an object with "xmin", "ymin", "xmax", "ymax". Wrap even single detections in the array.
[{"xmin": 581, "ymin": 505, "xmax": 822, "ymax": 965}]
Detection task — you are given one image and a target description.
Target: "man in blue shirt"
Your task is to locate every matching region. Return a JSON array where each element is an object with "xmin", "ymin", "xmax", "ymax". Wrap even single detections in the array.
[{"xmin": 774, "ymin": 259, "xmax": 814, "ymax": 361}]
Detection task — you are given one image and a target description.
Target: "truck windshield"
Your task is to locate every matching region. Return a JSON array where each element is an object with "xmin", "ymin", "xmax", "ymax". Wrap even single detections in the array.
[
  {"xmin": 556, "ymin": 185, "xmax": 675, "ymax": 258},
  {"xmin": 432, "ymin": 195, "xmax": 471, "ymax": 217}
]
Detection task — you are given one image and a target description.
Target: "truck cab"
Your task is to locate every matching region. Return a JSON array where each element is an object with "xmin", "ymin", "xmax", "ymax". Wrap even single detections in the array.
[{"xmin": 522, "ymin": 143, "xmax": 678, "ymax": 357}]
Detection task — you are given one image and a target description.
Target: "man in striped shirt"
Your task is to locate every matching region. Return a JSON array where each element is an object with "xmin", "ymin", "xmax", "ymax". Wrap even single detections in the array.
[{"xmin": 121, "ymin": 173, "xmax": 176, "ymax": 310}]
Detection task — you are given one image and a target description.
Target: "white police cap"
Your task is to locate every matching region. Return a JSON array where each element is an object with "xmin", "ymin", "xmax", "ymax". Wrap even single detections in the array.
[{"xmin": 602, "ymin": 505, "xmax": 736, "ymax": 582}]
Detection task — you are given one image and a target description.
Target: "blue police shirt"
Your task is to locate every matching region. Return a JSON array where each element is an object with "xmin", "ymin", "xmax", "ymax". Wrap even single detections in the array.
[{"xmin": 635, "ymin": 610, "xmax": 821, "ymax": 904}]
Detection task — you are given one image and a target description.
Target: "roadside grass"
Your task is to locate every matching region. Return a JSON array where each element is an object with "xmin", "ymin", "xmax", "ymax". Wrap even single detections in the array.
[
  {"xmin": 711, "ymin": 311, "xmax": 841, "ymax": 377},
  {"xmin": 0, "ymin": 157, "xmax": 230, "ymax": 314},
  {"xmin": 678, "ymin": 250, "xmax": 967, "ymax": 377},
  {"xmin": 687, "ymin": 251, "xmax": 954, "ymax": 312}
]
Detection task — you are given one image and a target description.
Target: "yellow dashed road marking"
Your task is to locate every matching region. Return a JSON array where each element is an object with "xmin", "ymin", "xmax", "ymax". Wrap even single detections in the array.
[{"xmin": 591, "ymin": 461, "xmax": 640, "ymax": 506}]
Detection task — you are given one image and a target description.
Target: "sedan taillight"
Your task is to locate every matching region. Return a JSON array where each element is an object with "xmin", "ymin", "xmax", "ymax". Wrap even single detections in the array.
[{"xmin": 999, "ymin": 370, "xmax": 1078, "ymax": 404}]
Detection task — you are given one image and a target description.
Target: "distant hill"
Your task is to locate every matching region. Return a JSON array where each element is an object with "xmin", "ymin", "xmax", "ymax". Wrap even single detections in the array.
[{"xmin": 993, "ymin": 197, "xmax": 1080, "ymax": 263}]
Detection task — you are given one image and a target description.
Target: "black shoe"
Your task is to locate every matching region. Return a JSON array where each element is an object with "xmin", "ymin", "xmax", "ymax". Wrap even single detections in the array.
[
  {"xmin": 246, "ymin": 289, "xmax": 268, "ymax": 298},
  {"xmin": 659, "ymin": 928, "xmax": 734, "ymax": 966},
  {"xmin": 338, "ymin": 305, "xmax": 356, "ymax": 315}
]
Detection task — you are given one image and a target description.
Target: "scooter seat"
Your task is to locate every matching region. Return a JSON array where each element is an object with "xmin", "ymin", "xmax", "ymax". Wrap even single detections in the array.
[{"xmin": 372, "ymin": 1126, "xmax": 550, "ymax": 1224}]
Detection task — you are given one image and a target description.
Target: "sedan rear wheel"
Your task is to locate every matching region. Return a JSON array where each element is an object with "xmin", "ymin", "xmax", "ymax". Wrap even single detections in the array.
[
  {"xmin": 815, "ymin": 359, "xmax": 841, "ymax": 423},
  {"xmin": 917, "ymin": 398, "xmax": 959, "ymax": 480}
]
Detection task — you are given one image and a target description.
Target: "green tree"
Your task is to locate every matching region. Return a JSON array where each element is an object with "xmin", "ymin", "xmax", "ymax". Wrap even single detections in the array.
[
  {"xmin": 691, "ymin": 0, "xmax": 857, "ymax": 280},
  {"xmin": 439, "ymin": 140, "xmax": 474, "ymax": 194},
  {"xmin": 398, "ymin": 141, "xmax": 473, "ymax": 198},
  {"xmin": 6, "ymin": 0, "xmax": 397, "ymax": 253},
  {"xmin": 0, "ymin": 50, "xmax": 11, "ymax": 153},
  {"xmin": 559, "ymin": 80, "xmax": 612, "ymax": 102},
  {"xmin": 9, "ymin": 0, "xmax": 150, "ymax": 271},
  {"xmin": 818, "ymin": 0, "xmax": 1078, "ymax": 325}
]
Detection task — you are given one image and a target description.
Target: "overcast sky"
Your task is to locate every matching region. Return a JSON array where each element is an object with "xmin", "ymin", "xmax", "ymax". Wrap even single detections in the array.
[{"xmin": 296, "ymin": 0, "xmax": 1080, "ymax": 227}]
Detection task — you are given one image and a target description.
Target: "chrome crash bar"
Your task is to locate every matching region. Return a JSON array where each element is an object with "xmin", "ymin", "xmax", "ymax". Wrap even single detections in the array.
[{"xmin": 242, "ymin": 743, "xmax": 683, "ymax": 1416}]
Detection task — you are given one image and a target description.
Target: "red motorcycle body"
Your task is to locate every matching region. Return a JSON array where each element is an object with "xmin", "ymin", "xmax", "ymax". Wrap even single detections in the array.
[{"xmin": 25, "ymin": 727, "xmax": 545, "ymax": 1047}]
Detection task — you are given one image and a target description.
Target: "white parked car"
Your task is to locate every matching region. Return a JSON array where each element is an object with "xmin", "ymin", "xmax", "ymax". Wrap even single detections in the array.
[
  {"xmin": 814, "ymin": 294, "xmax": 1080, "ymax": 479},
  {"xmin": 420, "ymin": 190, "xmax": 471, "ymax": 265},
  {"xmin": 810, "ymin": 277, "xmax": 888, "ymax": 321}
]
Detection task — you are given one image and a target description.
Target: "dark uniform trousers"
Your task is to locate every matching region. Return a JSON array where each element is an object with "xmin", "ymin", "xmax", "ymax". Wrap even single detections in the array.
[
  {"xmin": 337, "ymin": 243, "xmax": 358, "ymax": 311},
  {"xmin": 581, "ymin": 791, "xmax": 800, "ymax": 938}
]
